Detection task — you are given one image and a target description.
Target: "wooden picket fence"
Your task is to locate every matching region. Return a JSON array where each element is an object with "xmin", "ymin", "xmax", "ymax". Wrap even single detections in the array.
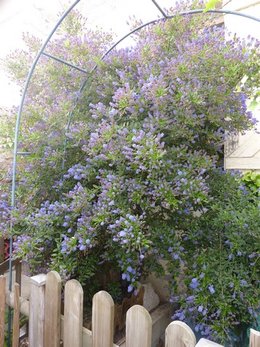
[{"xmin": 0, "ymin": 270, "xmax": 259, "ymax": 347}]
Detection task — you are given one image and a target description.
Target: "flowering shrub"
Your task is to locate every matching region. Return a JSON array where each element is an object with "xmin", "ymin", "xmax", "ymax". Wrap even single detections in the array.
[
  {"xmin": 1, "ymin": 3, "xmax": 260, "ymax": 343},
  {"xmin": 170, "ymin": 170, "xmax": 260, "ymax": 343}
]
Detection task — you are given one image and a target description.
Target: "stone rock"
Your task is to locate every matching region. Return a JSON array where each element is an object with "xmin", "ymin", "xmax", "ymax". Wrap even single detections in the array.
[{"xmin": 142, "ymin": 282, "xmax": 160, "ymax": 312}]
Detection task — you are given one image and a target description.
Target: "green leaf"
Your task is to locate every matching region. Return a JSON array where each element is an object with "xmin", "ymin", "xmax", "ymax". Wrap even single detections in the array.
[
  {"xmin": 249, "ymin": 98, "xmax": 260, "ymax": 111},
  {"xmin": 204, "ymin": 0, "xmax": 221, "ymax": 12}
]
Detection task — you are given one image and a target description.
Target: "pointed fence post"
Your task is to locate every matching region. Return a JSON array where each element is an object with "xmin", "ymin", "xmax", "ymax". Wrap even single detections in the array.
[
  {"xmin": 29, "ymin": 274, "xmax": 46, "ymax": 347},
  {"xmin": 63, "ymin": 279, "xmax": 83, "ymax": 347},
  {"xmin": 44, "ymin": 271, "xmax": 62, "ymax": 347},
  {"xmin": 249, "ymin": 329, "xmax": 260, "ymax": 347},
  {"xmin": 12, "ymin": 283, "xmax": 20, "ymax": 347},
  {"xmin": 92, "ymin": 290, "xmax": 114, "ymax": 347},
  {"xmin": 0, "ymin": 276, "xmax": 6, "ymax": 347},
  {"xmin": 126, "ymin": 305, "xmax": 152, "ymax": 347},
  {"xmin": 165, "ymin": 321, "xmax": 196, "ymax": 347}
]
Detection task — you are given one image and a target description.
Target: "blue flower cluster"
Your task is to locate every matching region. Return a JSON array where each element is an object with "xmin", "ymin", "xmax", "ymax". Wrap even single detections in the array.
[{"xmin": 2, "ymin": 4, "xmax": 259, "ymax": 343}]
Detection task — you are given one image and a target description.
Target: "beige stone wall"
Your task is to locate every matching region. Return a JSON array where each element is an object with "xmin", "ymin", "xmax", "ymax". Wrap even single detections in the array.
[
  {"xmin": 223, "ymin": 0, "xmax": 260, "ymax": 172},
  {"xmin": 225, "ymin": 132, "xmax": 260, "ymax": 173}
]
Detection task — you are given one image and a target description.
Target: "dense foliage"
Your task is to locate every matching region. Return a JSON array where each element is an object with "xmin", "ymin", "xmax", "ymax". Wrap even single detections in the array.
[
  {"xmin": 242, "ymin": 171, "xmax": 260, "ymax": 197},
  {"xmin": 1, "ymin": 3, "xmax": 260, "ymax": 344}
]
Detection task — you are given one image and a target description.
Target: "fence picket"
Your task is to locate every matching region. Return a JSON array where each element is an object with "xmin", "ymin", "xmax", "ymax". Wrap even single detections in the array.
[
  {"xmin": 12, "ymin": 283, "xmax": 20, "ymax": 347},
  {"xmin": 0, "ymin": 276, "xmax": 6, "ymax": 347},
  {"xmin": 44, "ymin": 271, "xmax": 62, "ymax": 347},
  {"xmin": 92, "ymin": 290, "xmax": 114, "ymax": 347},
  {"xmin": 126, "ymin": 304, "xmax": 152, "ymax": 347},
  {"xmin": 1, "ymin": 270, "xmax": 258, "ymax": 347},
  {"xmin": 165, "ymin": 321, "xmax": 196, "ymax": 347},
  {"xmin": 250, "ymin": 329, "xmax": 260, "ymax": 347},
  {"xmin": 63, "ymin": 279, "xmax": 83, "ymax": 347},
  {"xmin": 29, "ymin": 274, "xmax": 46, "ymax": 347}
]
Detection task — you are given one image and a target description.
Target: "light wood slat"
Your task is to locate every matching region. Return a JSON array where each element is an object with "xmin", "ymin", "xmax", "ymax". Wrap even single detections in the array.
[
  {"xmin": 60, "ymin": 315, "xmax": 119, "ymax": 347},
  {"xmin": 126, "ymin": 305, "xmax": 152, "ymax": 347},
  {"xmin": 165, "ymin": 321, "xmax": 196, "ymax": 347},
  {"xmin": 6, "ymin": 290, "xmax": 29, "ymax": 317},
  {"xmin": 44, "ymin": 271, "xmax": 61, "ymax": 347},
  {"xmin": 63, "ymin": 279, "xmax": 83, "ymax": 347},
  {"xmin": 15, "ymin": 263, "xmax": 22, "ymax": 293},
  {"xmin": 250, "ymin": 329, "xmax": 260, "ymax": 347},
  {"xmin": 0, "ymin": 276, "xmax": 6, "ymax": 347},
  {"xmin": 29, "ymin": 274, "xmax": 46, "ymax": 347},
  {"xmin": 12, "ymin": 283, "xmax": 20, "ymax": 347},
  {"xmin": 92, "ymin": 291, "xmax": 114, "ymax": 347}
]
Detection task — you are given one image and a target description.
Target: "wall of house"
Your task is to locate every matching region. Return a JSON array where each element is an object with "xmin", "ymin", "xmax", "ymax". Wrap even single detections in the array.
[{"xmin": 223, "ymin": 0, "xmax": 260, "ymax": 172}]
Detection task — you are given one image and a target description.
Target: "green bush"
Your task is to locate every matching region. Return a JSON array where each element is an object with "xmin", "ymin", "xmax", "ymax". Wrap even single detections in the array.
[
  {"xmin": 1, "ymin": 3, "xmax": 259, "ymax": 343},
  {"xmin": 242, "ymin": 171, "xmax": 260, "ymax": 197}
]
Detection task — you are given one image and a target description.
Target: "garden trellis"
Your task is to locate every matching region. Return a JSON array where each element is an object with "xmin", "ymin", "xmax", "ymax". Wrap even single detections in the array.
[{"xmin": 6, "ymin": 0, "xmax": 260, "ymax": 345}]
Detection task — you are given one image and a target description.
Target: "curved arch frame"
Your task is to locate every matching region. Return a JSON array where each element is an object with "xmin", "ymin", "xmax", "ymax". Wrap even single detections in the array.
[
  {"xmin": 11, "ymin": 5, "xmax": 260, "ymax": 215},
  {"xmin": 6, "ymin": 2, "xmax": 260, "ymax": 341}
]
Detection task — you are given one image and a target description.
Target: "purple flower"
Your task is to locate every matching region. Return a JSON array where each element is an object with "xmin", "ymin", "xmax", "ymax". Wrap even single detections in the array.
[
  {"xmin": 240, "ymin": 280, "xmax": 248, "ymax": 287},
  {"xmin": 198, "ymin": 305, "xmax": 204, "ymax": 313},
  {"xmin": 127, "ymin": 284, "xmax": 134, "ymax": 293},
  {"xmin": 190, "ymin": 278, "xmax": 199, "ymax": 289},
  {"xmin": 186, "ymin": 295, "xmax": 195, "ymax": 304},
  {"xmin": 173, "ymin": 310, "xmax": 185, "ymax": 321},
  {"xmin": 208, "ymin": 285, "xmax": 215, "ymax": 294}
]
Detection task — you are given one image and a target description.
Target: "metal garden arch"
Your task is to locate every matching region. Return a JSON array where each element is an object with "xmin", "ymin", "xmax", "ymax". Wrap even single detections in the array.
[{"xmin": 6, "ymin": 0, "xmax": 260, "ymax": 344}]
